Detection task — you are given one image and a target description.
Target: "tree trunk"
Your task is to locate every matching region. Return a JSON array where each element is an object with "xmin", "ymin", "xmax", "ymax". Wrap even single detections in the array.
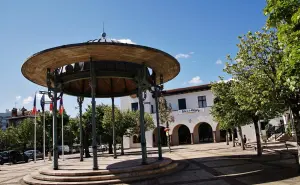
[
  {"xmin": 253, "ymin": 117, "xmax": 262, "ymax": 156},
  {"xmin": 232, "ymin": 129, "xmax": 235, "ymax": 147},
  {"xmin": 226, "ymin": 130, "xmax": 229, "ymax": 145},
  {"xmin": 238, "ymin": 125, "xmax": 245, "ymax": 150},
  {"xmin": 83, "ymin": 130, "xmax": 90, "ymax": 158},
  {"xmin": 291, "ymin": 107, "xmax": 300, "ymax": 172},
  {"xmin": 108, "ymin": 140, "xmax": 113, "ymax": 154},
  {"xmin": 121, "ymin": 137, "xmax": 124, "ymax": 155}
]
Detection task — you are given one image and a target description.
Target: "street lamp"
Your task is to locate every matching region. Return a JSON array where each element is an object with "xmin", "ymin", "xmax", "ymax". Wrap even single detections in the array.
[{"xmin": 39, "ymin": 91, "xmax": 54, "ymax": 162}]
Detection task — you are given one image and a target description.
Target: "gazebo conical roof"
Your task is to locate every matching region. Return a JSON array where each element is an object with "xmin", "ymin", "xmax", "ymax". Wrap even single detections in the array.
[{"xmin": 21, "ymin": 34, "xmax": 180, "ymax": 97}]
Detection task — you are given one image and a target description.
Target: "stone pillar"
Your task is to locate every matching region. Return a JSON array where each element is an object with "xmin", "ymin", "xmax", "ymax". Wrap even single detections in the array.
[
  {"xmin": 191, "ymin": 133, "xmax": 194, "ymax": 144},
  {"xmin": 213, "ymin": 131, "xmax": 216, "ymax": 143}
]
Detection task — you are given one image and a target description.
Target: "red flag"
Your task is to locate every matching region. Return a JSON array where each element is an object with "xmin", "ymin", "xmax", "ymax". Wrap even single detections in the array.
[
  {"xmin": 59, "ymin": 97, "xmax": 64, "ymax": 115},
  {"xmin": 32, "ymin": 94, "xmax": 37, "ymax": 115},
  {"xmin": 49, "ymin": 102, "xmax": 53, "ymax": 112}
]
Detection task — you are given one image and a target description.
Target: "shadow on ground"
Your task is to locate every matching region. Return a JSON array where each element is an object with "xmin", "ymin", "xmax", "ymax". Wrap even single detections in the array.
[{"xmin": 150, "ymin": 149, "xmax": 300, "ymax": 185}]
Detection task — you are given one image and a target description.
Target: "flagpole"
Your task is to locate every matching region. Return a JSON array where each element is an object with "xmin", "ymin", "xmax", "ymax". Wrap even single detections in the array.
[
  {"xmin": 43, "ymin": 110, "xmax": 45, "ymax": 162},
  {"xmin": 34, "ymin": 93, "xmax": 37, "ymax": 163},
  {"xmin": 62, "ymin": 109, "xmax": 64, "ymax": 161}
]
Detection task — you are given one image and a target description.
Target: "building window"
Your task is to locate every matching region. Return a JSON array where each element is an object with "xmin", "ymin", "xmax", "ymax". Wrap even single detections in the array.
[
  {"xmin": 198, "ymin": 96, "xmax": 207, "ymax": 108},
  {"xmin": 131, "ymin": 102, "xmax": 138, "ymax": 111},
  {"xmin": 178, "ymin": 98, "xmax": 186, "ymax": 110},
  {"xmin": 151, "ymin": 105, "xmax": 154, "ymax": 113}
]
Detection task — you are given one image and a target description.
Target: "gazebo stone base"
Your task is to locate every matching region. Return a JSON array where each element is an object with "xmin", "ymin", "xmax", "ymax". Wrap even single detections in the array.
[{"xmin": 21, "ymin": 158, "xmax": 182, "ymax": 185}]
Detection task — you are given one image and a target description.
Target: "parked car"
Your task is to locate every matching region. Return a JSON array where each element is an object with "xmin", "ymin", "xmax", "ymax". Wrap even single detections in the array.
[
  {"xmin": 24, "ymin": 150, "xmax": 44, "ymax": 160},
  {"xmin": 4, "ymin": 150, "xmax": 28, "ymax": 164},
  {"xmin": 58, "ymin": 145, "xmax": 70, "ymax": 154},
  {"xmin": 0, "ymin": 155, "xmax": 4, "ymax": 165},
  {"xmin": 0, "ymin": 151, "xmax": 9, "ymax": 163}
]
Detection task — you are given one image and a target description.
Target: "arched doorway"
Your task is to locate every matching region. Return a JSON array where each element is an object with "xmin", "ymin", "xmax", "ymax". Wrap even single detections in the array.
[
  {"xmin": 152, "ymin": 126, "xmax": 167, "ymax": 147},
  {"xmin": 216, "ymin": 123, "xmax": 226, "ymax": 142},
  {"xmin": 178, "ymin": 125, "xmax": 191, "ymax": 145},
  {"xmin": 198, "ymin": 122, "xmax": 213, "ymax": 142}
]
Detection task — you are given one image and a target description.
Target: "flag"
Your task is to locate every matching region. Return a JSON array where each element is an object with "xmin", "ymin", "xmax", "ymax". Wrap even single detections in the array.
[
  {"xmin": 32, "ymin": 93, "xmax": 37, "ymax": 115},
  {"xmin": 59, "ymin": 96, "xmax": 64, "ymax": 115},
  {"xmin": 40, "ymin": 94, "xmax": 45, "ymax": 112},
  {"xmin": 49, "ymin": 101, "xmax": 53, "ymax": 112}
]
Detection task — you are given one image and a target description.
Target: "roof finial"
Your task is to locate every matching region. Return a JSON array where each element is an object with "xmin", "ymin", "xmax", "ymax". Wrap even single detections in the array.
[{"xmin": 102, "ymin": 22, "xmax": 106, "ymax": 38}]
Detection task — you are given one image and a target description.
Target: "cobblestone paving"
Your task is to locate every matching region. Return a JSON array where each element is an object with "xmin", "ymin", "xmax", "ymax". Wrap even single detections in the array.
[{"xmin": 1, "ymin": 143, "xmax": 300, "ymax": 185}]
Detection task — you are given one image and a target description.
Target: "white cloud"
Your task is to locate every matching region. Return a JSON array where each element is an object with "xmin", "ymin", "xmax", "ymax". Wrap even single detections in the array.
[
  {"xmin": 111, "ymin": 38, "xmax": 136, "ymax": 44},
  {"xmin": 16, "ymin": 96, "xmax": 21, "ymax": 101},
  {"xmin": 188, "ymin": 76, "xmax": 203, "ymax": 85},
  {"xmin": 216, "ymin": 59, "xmax": 222, "ymax": 65},
  {"xmin": 175, "ymin": 52, "xmax": 194, "ymax": 59},
  {"xmin": 218, "ymin": 78, "xmax": 233, "ymax": 83},
  {"xmin": 23, "ymin": 96, "xmax": 33, "ymax": 104}
]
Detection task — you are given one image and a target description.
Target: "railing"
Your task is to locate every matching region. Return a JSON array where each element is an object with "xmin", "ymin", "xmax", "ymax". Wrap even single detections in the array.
[
  {"xmin": 274, "ymin": 124, "xmax": 285, "ymax": 140},
  {"xmin": 266, "ymin": 124, "xmax": 285, "ymax": 140}
]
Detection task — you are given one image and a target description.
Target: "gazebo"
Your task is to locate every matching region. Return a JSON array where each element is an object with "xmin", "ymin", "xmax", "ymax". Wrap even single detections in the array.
[{"xmin": 21, "ymin": 32, "xmax": 180, "ymax": 172}]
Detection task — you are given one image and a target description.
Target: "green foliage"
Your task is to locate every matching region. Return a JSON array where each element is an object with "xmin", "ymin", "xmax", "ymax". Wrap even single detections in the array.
[
  {"xmin": 264, "ymin": 0, "xmax": 300, "ymax": 91},
  {"xmin": 211, "ymin": 80, "xmax": 252, "ymax": 131},
  {"xmin": 158, "ymin": 96, "xmax": 174, "ymax": 125},
  {"xmin": 225, "ymin": 29, "xmax": 285, "ymax": 120}
]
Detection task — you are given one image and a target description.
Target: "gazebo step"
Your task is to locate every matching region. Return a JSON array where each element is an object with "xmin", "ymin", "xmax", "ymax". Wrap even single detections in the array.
[
  {"xmin": 39, "ymin": 158, "xmax": 172, "ymax": 176},
  {"xmin": 32, "ymin": 162, "xmax": 177, "ymax": 182},
  {"xmin": 22, "ymin": 162, "xmax": 181, "ymax": 185}
]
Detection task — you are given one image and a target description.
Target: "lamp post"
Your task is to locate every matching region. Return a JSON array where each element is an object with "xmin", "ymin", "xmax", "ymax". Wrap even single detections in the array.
[{"xmin": 39, "ymin": 90, "xmax": 53, "ymax": 162}]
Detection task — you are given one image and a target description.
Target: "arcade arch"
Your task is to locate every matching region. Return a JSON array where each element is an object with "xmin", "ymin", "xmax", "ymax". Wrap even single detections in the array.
[
  {"xmin": 193, "ymin": 122, "xmax": 213, "ymax": 144},
  {"xmin": 172, "ymin": 124, "xmax": 191, "ymax": 145},
  {"xmin": 152, "ymin": 126, "xmax": 168, "ymax": 147}
]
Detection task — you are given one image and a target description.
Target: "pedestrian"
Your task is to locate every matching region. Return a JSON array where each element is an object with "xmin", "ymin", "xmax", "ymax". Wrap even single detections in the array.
[{"xmin": 243, "ymin": 135, "xmax": 247, "ymax": 147}]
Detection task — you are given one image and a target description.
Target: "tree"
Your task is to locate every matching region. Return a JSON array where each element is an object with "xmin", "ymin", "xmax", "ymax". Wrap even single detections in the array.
[
  {"xmin": 83, "ymin": 104, "xmax": 110, "ymax": 155},
  {"xmin": 16, "ymin": 118, "xmax": 35, "ymax": 151},
  {"xmin": 158, "ymin": 96, "xmax": 174, "ymax": 151},
  {"xmin": 158, "ymin": 96, "xmax": 174, "ymax": 126},
  {"xmin": 225, "ymin": 29, "xmax": 285, "ymax": 156},
  {"xmin": 264, "ymin": 0, "xmax": 300, "ymax": 170},
  {"xmin": 211, "ymin": 79, "xmax": 252, "ymax": 150},
  {"xmin": 116, "ymin": 110, "xmax": 136, "ymax": 155},
  {"xmin": 64, "ymin": 118, "xmax": 79, "ymax": 153}
]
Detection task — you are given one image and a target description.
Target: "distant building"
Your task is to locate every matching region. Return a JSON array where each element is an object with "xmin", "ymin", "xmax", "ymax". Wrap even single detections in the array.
[
  {"xmin": 6, "ymin": 107, "xmax": 34, "ymax": 128},
  {"xmin": 120, "ymin": 84, "xmax": 286, "ymax": 149},
  {"xmin": 0, "ymin": 109, "xmax": 12, "ymax": 131}
]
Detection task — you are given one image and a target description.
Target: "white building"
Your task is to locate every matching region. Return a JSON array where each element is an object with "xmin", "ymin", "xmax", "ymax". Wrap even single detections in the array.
[{"xmin": 120, "ymin": 84, "xmax": 285, "ymax": 149}]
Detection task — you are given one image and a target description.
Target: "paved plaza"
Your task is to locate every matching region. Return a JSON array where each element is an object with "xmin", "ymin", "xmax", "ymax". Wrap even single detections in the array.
[{"xmin": 1, "ymin": 142, "xmax": 300, "ymax": 185}]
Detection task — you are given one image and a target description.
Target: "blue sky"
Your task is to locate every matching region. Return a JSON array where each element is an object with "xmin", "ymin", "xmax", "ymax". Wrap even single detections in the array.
[{"xmin": 0, "ymin": 0, "xmax": 267, "ymax": 117}]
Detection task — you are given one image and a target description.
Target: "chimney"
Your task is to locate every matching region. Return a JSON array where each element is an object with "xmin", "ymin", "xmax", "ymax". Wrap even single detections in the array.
[{"xmin": 11, "ymin": 108, "xmax": 17, "ymax": 117}]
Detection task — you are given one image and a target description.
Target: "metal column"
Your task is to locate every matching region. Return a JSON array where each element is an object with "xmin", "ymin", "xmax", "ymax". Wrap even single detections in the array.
[
  {"xmin": 112, "ymin": 97, "xmax": 117, "ymax": 159},
  {"xmin": 90, "ymin": 59, "xmax": 98, "ymax": 170},
  {"xmin": 53, "ymin": 83, "xmax": 58, "ymax": 170},
  {"xmin": 138, "ymin": 87, "xmax": 147, "ymax": 164},
  {"xmin": 77, "ymin": 97, "xmax": 84, "ymax": 162},
  {"xmin": 154, "ymin": 85, "xmax": 162, "ymax": 160}
]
